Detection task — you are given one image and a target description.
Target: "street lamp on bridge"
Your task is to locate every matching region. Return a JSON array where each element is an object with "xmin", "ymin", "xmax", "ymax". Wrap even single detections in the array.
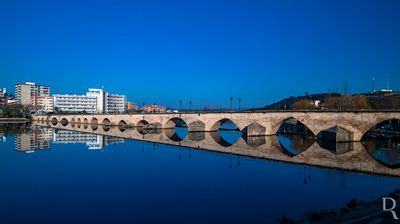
[{"xmin": 230, "ymin": 97, "xmax": 233, "ymax": 112}]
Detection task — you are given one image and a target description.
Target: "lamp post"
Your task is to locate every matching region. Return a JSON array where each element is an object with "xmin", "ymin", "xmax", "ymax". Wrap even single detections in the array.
[
  {"xmin": 238, "ymin": 98, "xmax": 241, "ymax": 112},
  {"xmin": 230, "ymin": 97, "xmax": 233, "ymax": 112},
  {"xmin": 179, "ymin": 100, "xmax": 182, "ymax": 111},
  {"xmin": 189, "ymin": 100, "xmax": 192, "ymax": 111}
]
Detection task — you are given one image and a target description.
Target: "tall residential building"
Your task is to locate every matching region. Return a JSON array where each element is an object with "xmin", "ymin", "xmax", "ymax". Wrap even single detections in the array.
[
  {"xmin": 53, "ymin": 88, "xmax": 126, "ymax": 114},
  {"xmin": 32, "ymin": 95, "xmax": 54, "ymax": 113},
  {"xmin": 106, "ymin": 93, "xmax": 126, "ymax": 113},
  {"xmin": 86, "ymin": 88, "xmax": 106, "ymax": 113},
  {"xmin": 15, "ymin": 82, "xmax": 50, "ymax": 105}
]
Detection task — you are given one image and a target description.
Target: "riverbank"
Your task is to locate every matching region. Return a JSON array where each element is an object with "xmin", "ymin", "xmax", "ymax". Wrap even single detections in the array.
[
  {"xmin": 276, "ymin": 188, "xmax": 400, "ymax": 223},
  {"xmin": 0, "ymin": 118, "xmax": 30, "ymax": 123}
]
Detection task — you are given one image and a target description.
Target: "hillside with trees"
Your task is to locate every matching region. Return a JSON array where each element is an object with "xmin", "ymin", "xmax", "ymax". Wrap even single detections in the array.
[{"xmin": 253, "ymin": 92, "xmax": 400, "ymax": 111}]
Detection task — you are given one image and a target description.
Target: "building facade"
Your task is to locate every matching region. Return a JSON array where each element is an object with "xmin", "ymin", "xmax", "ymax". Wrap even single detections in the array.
[
  {"xmin": 53, "ymin": 94, "xmax": 97, "ymax": 113},
  {"xmin": 86, "ymin": 88, "xmax": 106, "ymax": 113},
  {"xmin": 106, "ymin": 93, "xmax": 126, "ymax": 113},
  {"xmin": 15, "ymin": 127, "xmax": 52, "ymax": 153},
  {"xmin": 32, "ymin": 95, "xmax": 54, "ymax": 113},
  {"xmin": 126, "ymin": 102, "xmax": 138, "ymax": 112},
  {"xmin": 15, "ymin": 82, "xmax": 50, "ymax": 105},
  {"xmin": 142, "ymin": 104, "xmax": 167, "ymax": 113},
  {"xmin": 53, "ymin": 88, "xmax": 126, "ymax": 114}
]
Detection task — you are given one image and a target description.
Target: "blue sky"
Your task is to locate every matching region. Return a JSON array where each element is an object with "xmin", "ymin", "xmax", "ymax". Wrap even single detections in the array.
[{"xmin": 0, "ymin": 0, "xmax": 399, "ymax": 109}]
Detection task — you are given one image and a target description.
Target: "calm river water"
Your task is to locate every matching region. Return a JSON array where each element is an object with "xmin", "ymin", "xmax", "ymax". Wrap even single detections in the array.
[{"xmin": 0, "ymin": 125, "xmax": 399, "ymax": 223}]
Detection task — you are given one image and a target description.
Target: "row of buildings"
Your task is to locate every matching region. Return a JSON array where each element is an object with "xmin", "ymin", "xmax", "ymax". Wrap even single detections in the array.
[
  {"xmin": 15, "ymin": 82, "xmax": 126, "ymax": 114},
  {"xmin": 12, "ymin": 82, "xmax": 167, "ymax": 114},
  {"xmin": 14, "ymin": 127, "xmax": 125, "ymax": 152}
]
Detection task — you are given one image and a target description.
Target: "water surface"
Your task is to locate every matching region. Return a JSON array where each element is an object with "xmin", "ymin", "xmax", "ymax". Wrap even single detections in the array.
[{"xmin": 0, "ymin": 126, "xmax": 399, "ymax": 223}]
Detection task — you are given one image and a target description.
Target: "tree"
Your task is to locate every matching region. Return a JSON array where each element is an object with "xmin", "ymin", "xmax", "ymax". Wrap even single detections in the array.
[
  {"xmin": 292, "ymin": 99, "xmax": 317, "ymax": 110},
  {"xmin": 0, "ymin": 104, "xmax": 31, "ymax": 118}
]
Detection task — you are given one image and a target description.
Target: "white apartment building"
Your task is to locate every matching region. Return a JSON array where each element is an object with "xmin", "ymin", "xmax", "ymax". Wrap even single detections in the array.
[
  {"xmin": 86, "ymin": 88, "xmax": 106, "ymax": 113},
  {"xmin": 53, "ymin": 94, "xmax": 97, "ymax": 113},
  {"xmin": 53, "ymin": 88, "xmax": 126, "ymax": 114},
  {"xmin": 107, "ymin": 93, "xmax": 126, "ymax": 113}
]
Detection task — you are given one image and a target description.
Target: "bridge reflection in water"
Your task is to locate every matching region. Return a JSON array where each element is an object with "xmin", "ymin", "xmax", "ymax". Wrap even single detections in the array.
[{"xmin": 32, "ymin": 120, "xmax": 400, "ymax": 177}]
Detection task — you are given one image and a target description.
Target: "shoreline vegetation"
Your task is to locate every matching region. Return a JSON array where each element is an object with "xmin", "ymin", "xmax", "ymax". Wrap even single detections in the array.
[
  {"xmin": 0, "ymin": 118, "xmax": 30, "ymax": 123},
  {"xmin": 0, "ymin": 104, "xmax": 31, "ymax": 122}
]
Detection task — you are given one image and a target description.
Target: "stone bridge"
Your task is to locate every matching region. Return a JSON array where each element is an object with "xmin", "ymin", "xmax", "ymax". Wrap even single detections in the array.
[
  {"xmin": 32, "ymin": 119, "xmax": 400, "ymax": 177},
  {"xmin": 33, "ymin": 111, "xmax": 400, "ymax": 141}
]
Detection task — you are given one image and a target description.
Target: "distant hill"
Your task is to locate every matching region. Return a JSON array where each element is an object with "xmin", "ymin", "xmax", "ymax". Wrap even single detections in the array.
[
  {"xmin": 366, "ymin": 92, "xmax": 400, "ymax": 110},
  {"xmin": 252, "ymin": 93, "xmax": 341, "ymax": 110},
  {"xmin": 251, "ymin": 91, "xmax": 400, "ymax": 111}
]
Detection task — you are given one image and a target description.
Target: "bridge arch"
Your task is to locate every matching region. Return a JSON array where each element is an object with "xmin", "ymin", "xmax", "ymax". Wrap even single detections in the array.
[
  {"xmin": 71, "ymin": 118, "xmax": 75, "ymax": 123},
  {"xmin": 361, "ymin": 118, "xmax": 400, "ymax": 169},
  {"xmin": 77, "ymin": 118, "xmax": 81, "ymax": 124},
  {"xmin": 118, "ymin": 120, "xmax": 128, "ymax": 132},
  {"xmin": 361, "ymin": 118, "xmax": 400, "ymax": 140},
  {"xmin": 91, "ymin": 118, "xmax": 98, "ymax": 130},
  {"xmin": 165, "ymin": 117, "xmax": 188, "ymax": 129},
  {"xmin": 51, "ymin": 117, "xmax": 58, "ymax": 125},
  {"xmin": 83, "ymin": 118, "xmax": 88, "ymax": 124},
  {"xmin": 137, "ymin": 120, "xmax": 149, "ymax": 127},
  {"xmin": 210, "ymin": 131, "xmax": 241, "ymax": 147},
  {"xmin": 275, "ymin": 117, "xmax": 315, "ymax": 158},
  {"xmin": 118, "ymin": 120, "xmax": 127, "ymax": 127},
  {"xmin": 276, "ymin": 117, "xmax": 315, "ymax": 136},
  {"xmin": 61, "ymin": 118, "xmax": 68, "ymax": 126},
  {"xmin": 103, "ymin": 125, "xmax": 110, "ymax": 132},
  {"xmin": 102, "ymin": 118, "xmax": 111, "ymax": 126},
  {"xmin": 165, "ymin": 128, "xmax": 188, "ymax": 142},
  {"xmin": 211, "ymin": 118, "xmax": 240, "ymax": 132}
]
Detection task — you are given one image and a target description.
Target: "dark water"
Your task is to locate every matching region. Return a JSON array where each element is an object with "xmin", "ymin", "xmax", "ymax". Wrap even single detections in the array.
[{"xmin": 0, "ymin": 126, "xmax": 400, "ymax": 224}]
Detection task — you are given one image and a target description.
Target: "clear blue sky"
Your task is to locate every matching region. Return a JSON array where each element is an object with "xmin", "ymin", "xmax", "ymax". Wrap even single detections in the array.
[{"xmin": 1, "ymin": 0, "xmax": 399, "ymax": 109}]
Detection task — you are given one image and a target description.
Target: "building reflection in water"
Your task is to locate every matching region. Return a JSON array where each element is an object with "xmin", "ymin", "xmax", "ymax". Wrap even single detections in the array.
[
  {"xmin": 15, "ymin": 126, "xmax": 52, "ymax": 153},
  {"xmin": 14, "ymin": 127, "xmax": 125, "ymax": 152}
]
